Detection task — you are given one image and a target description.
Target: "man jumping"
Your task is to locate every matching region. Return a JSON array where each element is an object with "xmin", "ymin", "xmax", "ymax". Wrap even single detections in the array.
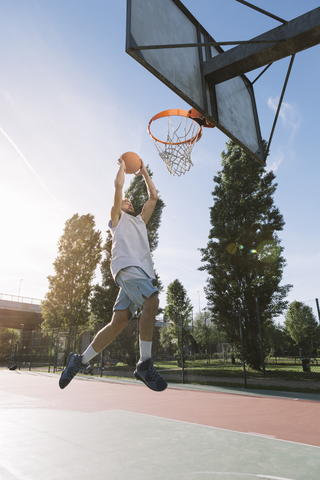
[{"xmin": 59, "ymin": 157, "xmax": 167, "ymax": 392}]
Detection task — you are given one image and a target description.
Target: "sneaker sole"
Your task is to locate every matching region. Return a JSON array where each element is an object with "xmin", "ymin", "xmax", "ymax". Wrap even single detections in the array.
[
  {"xmin": 59, "ymin": 352, "xmax": 77, "ymax": 390},
  {"xmin": 134, "ymin": 370, "xmax": 167, "ymax": 392}
]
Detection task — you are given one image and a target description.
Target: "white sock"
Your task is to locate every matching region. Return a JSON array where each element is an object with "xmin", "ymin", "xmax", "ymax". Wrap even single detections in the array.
[
  {"xmin": 82, "ymin": 345, "xmax": 98, "ymax": 365},
  {"xmin": 139, "ymin": 340, "xmax": 152, "ymax": 362}
]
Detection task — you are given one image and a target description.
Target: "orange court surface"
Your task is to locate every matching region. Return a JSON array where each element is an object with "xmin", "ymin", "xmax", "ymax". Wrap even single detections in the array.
[{"xmin": 0, "ymin": 369, "xmax": 319, "ymax": 480}]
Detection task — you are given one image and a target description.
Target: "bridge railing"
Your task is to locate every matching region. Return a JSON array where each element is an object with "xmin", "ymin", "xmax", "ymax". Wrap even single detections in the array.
[
  {"xmin": 0, "ymin": 293, "xmax": 42, "ymax": 305},
  {"xmin": 0, "ymin": 293, "xmax": 42, "ymax": 314}
]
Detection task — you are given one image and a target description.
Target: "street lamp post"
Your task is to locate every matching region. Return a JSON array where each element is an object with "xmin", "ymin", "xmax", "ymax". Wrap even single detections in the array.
[
  {"xmin": 18, "ymin": 279, "xmax": 23, "ymax": 298},
  {"xmin": 203, "ymin": 307, "xmax": 209, "ymax": 364},
  {"xmin": 18, "ymin": 324, "xmax": 24, "ymax": 370}
]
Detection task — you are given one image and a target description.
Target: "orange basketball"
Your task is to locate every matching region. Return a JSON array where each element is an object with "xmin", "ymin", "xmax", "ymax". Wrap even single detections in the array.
[{"xmin": 121, "ymin": 151, "xmax": 142, "ymax": 174}]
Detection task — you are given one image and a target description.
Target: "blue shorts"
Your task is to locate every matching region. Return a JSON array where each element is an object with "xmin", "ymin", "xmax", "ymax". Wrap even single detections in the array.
[{"xmin": 114, "ymin": 270, "xmax": 158, "ymax": 320}]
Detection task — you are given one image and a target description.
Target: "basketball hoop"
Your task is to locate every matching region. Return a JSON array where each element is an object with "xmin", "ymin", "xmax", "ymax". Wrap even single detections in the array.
[{"xmin": 148, "ymin": 108, "xmax": 214, "ymax": 176}]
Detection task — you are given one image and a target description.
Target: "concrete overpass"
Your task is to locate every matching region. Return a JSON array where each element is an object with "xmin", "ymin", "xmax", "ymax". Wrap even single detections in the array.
[{"xmin": 0, "ymin": 294, "xmax": 43, "ymax": 331}]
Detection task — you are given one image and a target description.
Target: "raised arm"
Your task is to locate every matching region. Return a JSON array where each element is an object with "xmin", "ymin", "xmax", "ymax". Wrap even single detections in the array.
[
  {"xmin": 110, "ymin": 158, "xmax": 126, "ymax": 228},
  {"xmin": 137, "ymin": 161, "xmax": 158, "ymax": 224}
]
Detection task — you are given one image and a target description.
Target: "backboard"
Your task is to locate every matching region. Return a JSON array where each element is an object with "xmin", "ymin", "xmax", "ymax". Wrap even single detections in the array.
[{"xmin": 126, "ymin": 0, "xmax": 265, "ymax": 165}]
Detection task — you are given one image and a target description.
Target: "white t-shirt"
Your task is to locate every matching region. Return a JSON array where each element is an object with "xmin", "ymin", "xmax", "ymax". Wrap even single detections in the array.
[{"xmin": 108, "ymin": 212, "xmax": 155, "ymax": 281}]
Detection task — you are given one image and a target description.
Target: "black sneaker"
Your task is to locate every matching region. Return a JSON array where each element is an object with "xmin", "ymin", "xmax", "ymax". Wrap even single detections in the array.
[
  {"xmin": 134, "ymin": 358, "xmax": 167, "ymax": 392},
  {"xmin": 59, "ymin": 352, "xmax": 84, "ymax": 389}
]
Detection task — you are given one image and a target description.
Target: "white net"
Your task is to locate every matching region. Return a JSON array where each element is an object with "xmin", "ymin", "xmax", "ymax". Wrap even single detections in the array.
[{"xmin": 151, "ymin": 115, "xmax": 202, "ymax": 176}]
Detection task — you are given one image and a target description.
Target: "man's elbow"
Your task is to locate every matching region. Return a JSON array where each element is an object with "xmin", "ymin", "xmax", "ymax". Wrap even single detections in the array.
[
  {"xmin": 151, "ymin": 192, "xmax": 158, "ymax": 202},
  {"xmin": 114, "ymin": 179, "xmax": 123, "ymax": 190}
]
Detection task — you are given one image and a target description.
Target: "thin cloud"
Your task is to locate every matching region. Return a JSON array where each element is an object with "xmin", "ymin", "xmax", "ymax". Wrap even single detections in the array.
[
  {"xmin": 267, "ymin": 96, "xmax": 302, "ymax": 140},
  {"xmin": 265, "ymin": 148, "xmax": 284, "ymax": 172},
  {"xmin": 0, "ymin": 126, "xmax": 69, "ymax": 216}
]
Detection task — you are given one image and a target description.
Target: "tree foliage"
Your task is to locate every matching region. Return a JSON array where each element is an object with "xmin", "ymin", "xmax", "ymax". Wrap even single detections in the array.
[
  {"xmin": 160, "ymin": 279, "xmax": 193, "ymax": 356},
  {"xmin": 90, "ymin": 230, "xmax": 118, "ymax": 324},
  {"xmin": 0, "ymin": 328, "xmax": 19, "ymax": 363},
  {"xmin": 285, "ymin": 301, "xmax": 319, "ymax": 354},
  {"xmin": 266, "ymin": 321, "xmax": 296, "ymax": 356},
  {"xmin": 41, "ymin": 214, "xmax": 102, "ymax": 331},
  {"xmin": 192, "ymin": 312, "xmax": 219, "ymax": 353},
  {"xmin": 199, "ymin": 140, "xmax": 292, "ymax": 369}
]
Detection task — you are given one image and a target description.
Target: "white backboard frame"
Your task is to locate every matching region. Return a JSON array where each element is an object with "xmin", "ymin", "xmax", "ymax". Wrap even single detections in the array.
[{"xmin": 126, "ymin": 0, "xmax": 265, "ymax": 165}]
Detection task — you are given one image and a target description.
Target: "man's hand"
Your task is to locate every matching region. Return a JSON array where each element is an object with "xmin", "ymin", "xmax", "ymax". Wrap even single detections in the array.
[
  {"xmin": 118, "ymin": 157, "xmax": 127, "ymax": 173},
  {"xmin": 134, "ymin": 159, "xmax": 147, "ymax": 177}
]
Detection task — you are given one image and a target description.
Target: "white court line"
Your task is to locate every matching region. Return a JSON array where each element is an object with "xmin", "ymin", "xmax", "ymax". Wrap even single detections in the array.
[
  {"xmin": 117, "ymin": 410, "xmax": 320, "ymax": 449},
  {"xmin": 246, "ymin": 432, "xmax": 277, "ymax": 439},
  {"xmin": 191, "ymin": 474, "xmax": 294, "ymax": 480},
  {"xmin": 2, "ymin": 372, "xmax": 318, "ymax": 451}
]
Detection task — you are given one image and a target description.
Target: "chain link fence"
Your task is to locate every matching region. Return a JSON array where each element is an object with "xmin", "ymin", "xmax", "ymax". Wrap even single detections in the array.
[{"xmin": 1, "ymin": 299, "xmax": 319, "ymax": 393}]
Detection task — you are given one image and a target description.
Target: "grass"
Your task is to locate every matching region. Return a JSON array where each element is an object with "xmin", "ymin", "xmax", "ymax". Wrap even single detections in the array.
[
  {"xmin": 152, "ymin": 358, "xmax": 320, "ymax": 383},
  {"xmin": 5, "ymin": 356, "xmax": 319, "ymax": 394},
  {"xmin": 95, "ymin": 359, "xmax": 319, "ymax": 388}
]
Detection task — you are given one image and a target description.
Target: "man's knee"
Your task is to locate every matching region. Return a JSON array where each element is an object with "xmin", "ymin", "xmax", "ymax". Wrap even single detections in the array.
[
  {"xmin": 112, "ymin": 309, "xmax": 131, "ymax": 329},
  {"xmin": 144, "ymin": 292, "xmax": 159, "ymax": 311},
  {"xmin": 153, "ymin": 293, "xmax": 160, "ymax": 310}
]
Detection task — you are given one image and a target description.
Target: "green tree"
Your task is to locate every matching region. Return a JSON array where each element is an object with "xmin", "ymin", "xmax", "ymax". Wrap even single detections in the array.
[
  {"xmin": 285, "ymin": 301, "xmax": 319, "ymax": 354},
  {"xmin": 0, "ymin": 328, "xmax": 19, "ymax": 364},
  {"xmin": 199, "ymin": 140, "xmax": 292, "ymax": 370},
  {"xmin": 90, "ymin": 167, "xmax": 165, "ymax": 364},
  {"xmin": 266, "ymin": 321, "xmax": 296, "ymax": 356},
  {"xmin": 192, "ymin": 312, "xmax": 228, "ymax": 357},
  {"xmin": 160, "ymin": 279, "xmax": 193, "ymax": 356},
  {"xmin": 90, "ymin": 230, "xmax": 118, "ymax": 325},
  {"xmin": 41, "ymin": 214, "xmax": 102, "ymax": 331}
]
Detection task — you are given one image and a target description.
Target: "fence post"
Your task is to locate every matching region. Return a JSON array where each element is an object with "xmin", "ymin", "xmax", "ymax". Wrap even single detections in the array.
[
  {"xmin": 316, "ymin": 298, "xmax": 320, "ymax": 323},
  {"xmin": 100, "ymin": 348, "xmax": 104, "ymax": 377},
  {"xmin": 255, "ymin": 297, "xmax": 266, "ymax": 376},
  {"xmin": 67, "ymin": 325, "xmax": 72, "ymax": 359},
  {"xmin": 135, "ymin": 316, "xmax": 140, "ymax": 363},
  {"xmin": 48, "ymin": 328, "xmax": 55, "ymax": 373},
  {"xmin": 73, "ymin": 326, "xmax": 77, "ymax": 352},
  {"xmin": 18, "ymin": 325, "xmax": 24, "ymax": 370},
  {"xmin": 29, "ymin": 330, "xmax": 35, "ymax": 371},
  {"xmin": 204, "ymin": 308, "xmax": 209, "ymax": 364},
  {"xmin": 181, "ymin": 315, "xmax": 184, "ymax": 384},
  {"xmin": 53, "ymin": 329, "xmax": 60, "ymax": 373},
  {"xmin": 8, "ymin": 332, "xmax": 15, "ymax": 368},
  {"xmin": 239, "ymin": 311, "xmax": 247, "ymax": 388}
]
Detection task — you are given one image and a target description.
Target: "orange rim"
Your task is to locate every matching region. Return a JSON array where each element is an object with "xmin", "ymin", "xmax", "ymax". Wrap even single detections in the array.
[{"xmin": 148, "ymin": 109, "xmax": 203, "ymax": 146}]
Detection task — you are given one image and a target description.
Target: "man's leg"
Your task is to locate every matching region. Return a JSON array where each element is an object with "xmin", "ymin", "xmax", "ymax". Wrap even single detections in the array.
[
  {"xmin": 139, "ymin": 292, "xmax": 159, "ymax": 342},
  {"xmin": 59, "ymin": 308, "xmax": 131, "ymax": 389},
  {"xmin": 91, "ymin": 308, "xmax": 131, "ymax": 353},
  {"xmin": 134, "ymin": 293, "xmax": 167, "ymax": 392}
]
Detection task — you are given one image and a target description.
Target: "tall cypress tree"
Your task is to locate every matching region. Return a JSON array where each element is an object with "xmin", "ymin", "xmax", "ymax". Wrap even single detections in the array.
[
  {"xmin": 90, "ymin": 230, "xmax": 118, "ymax": 324},
  {"xmin": 160, "ymin": 279, "xmax": 193, "ymax": 357},
  {"xmin": 41, "ymin": 214, "xmax": 102, "ymax": 331},
  {"xmin": 199, "ymin": 140, "xmax": 291, "ymax": 370}
]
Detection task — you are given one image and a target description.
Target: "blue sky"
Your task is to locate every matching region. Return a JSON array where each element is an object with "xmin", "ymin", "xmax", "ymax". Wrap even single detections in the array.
[{"xmin": 0, "ymin": 0, "xmax": 319, "ymax": 323}]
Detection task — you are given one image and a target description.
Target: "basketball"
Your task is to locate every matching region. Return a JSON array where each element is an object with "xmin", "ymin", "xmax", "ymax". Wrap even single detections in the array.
[{"xmin": 121, "ymin": 151, "xmax": 142, "ymax": 174}]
